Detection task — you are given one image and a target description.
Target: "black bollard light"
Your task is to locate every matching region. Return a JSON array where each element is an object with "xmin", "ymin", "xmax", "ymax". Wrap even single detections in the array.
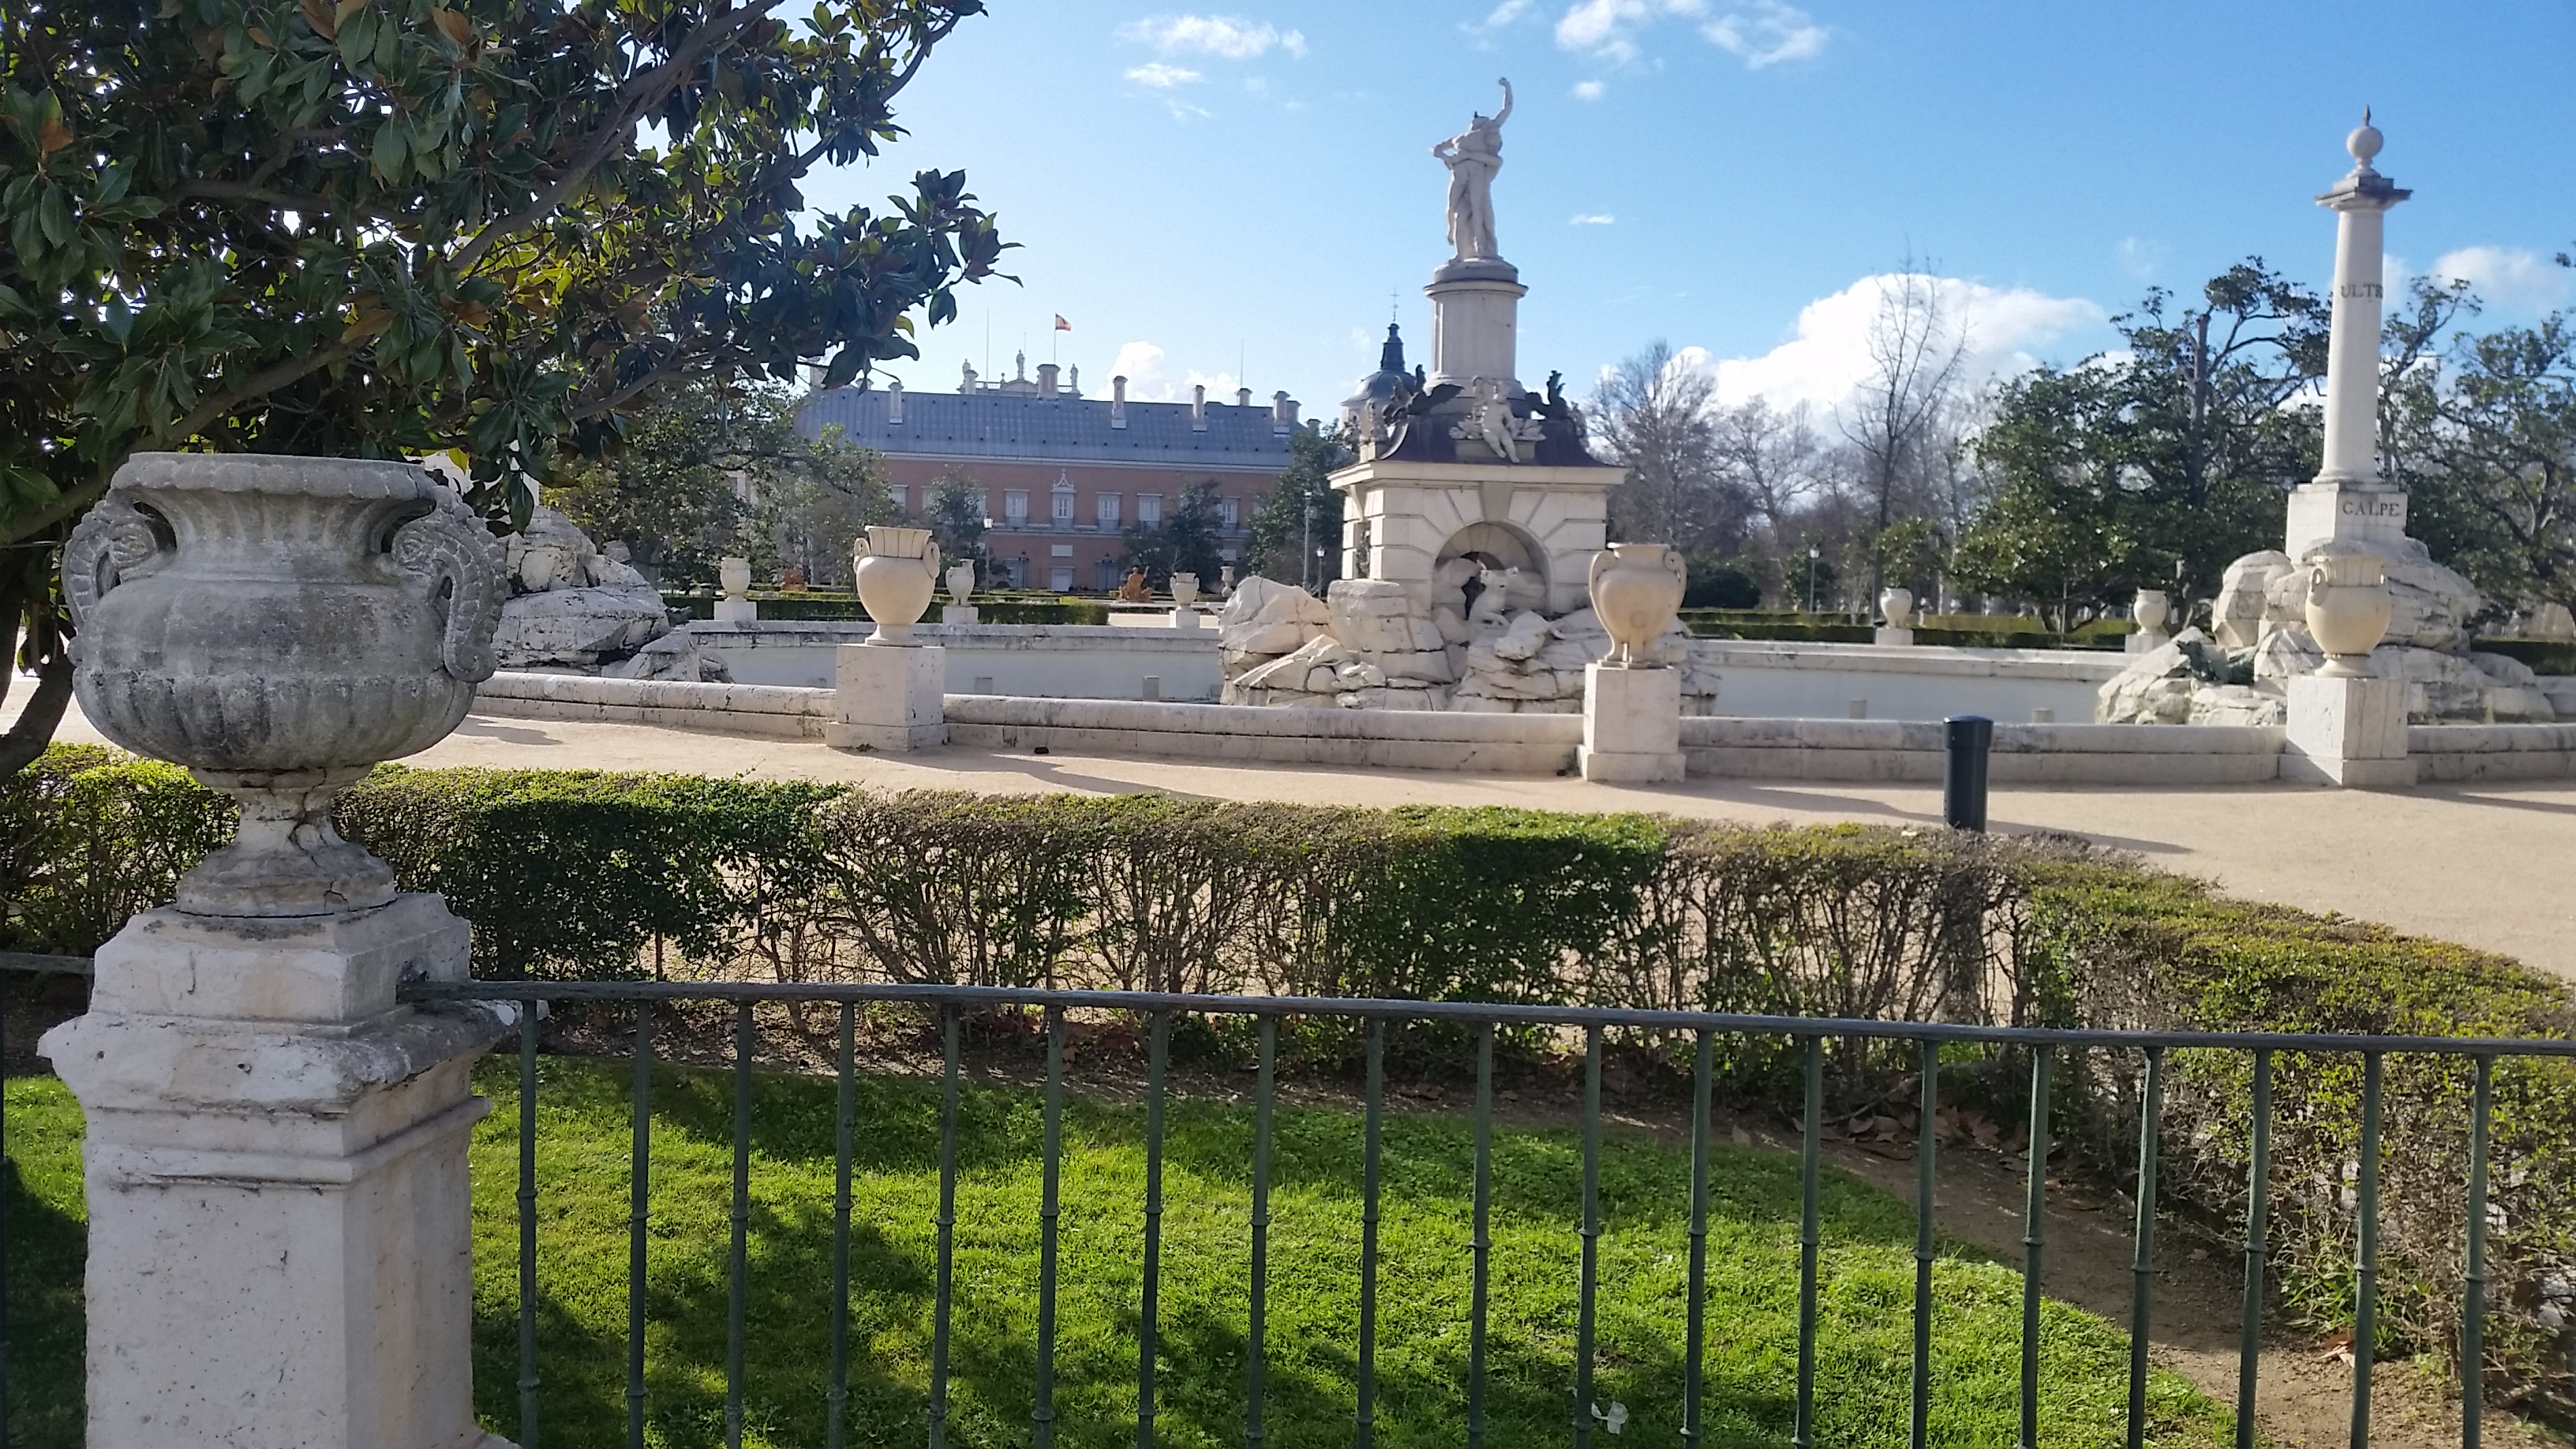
[{"xmin": 1943, "ymin": 714, "xmax": 1993, "ymax": 832}]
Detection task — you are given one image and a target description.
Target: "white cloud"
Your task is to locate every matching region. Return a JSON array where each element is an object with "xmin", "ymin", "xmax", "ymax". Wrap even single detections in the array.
[
  {"xmin": 1555, "ymin": 0, "xmax": 1825, "ymax": 68},
  {"xmin": 1125, "ymin": 62, "xmax": 1203, "ymax": 88},
  {"xmin": 1106, "ymin": 341, "xmax": 1240, "ymax": 403},
  {"xmin": 1571, "ymin": 78, "xmax": 1607, "ymax": 99},
  {"xmin": 1699, "ymin": 0, "xmax": 1826, "ymax": 66},
  {"xmin": 1464, "ymin": 0, "xmax": 1537, "ymax": 43},
  {"xmin": 1686, "ymin": 272, "xmax": 2103, "ymax": 414},
  {"xmin": 2433, "ymin": 245, "xmax": 2574, "ymax": 314},
  {"xmin": 1571, "ymin": 212, "xmax": 1616, "ymax": 225},
  {"xmin": 1119, "ymin": 14, "xmax": 1307, "ymax": 60}
]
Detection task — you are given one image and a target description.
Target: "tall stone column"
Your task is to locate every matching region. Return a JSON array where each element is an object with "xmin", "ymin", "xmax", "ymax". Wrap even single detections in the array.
[
  {"xmin": 40, "ymin": 453, "xmax": 515, "ymax": 1448},
  {"xmin": 2285, "ymin": 114, "xmax": 2411, "ymax": 561}
]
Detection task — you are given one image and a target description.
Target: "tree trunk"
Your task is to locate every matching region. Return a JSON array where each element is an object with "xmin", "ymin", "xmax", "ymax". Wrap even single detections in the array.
[{"xmin": 0, "ymin": 650, "xmax": 74, "ymax": 776}]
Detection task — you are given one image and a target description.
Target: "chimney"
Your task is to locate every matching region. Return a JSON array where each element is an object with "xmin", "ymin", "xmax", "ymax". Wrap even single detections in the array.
[
  {"xmin": 886, "ymin": 378, "xmax": 904, "ymax": 425},
  {"xmin": 1191, "ymin": 384, "xmax": 1208, "ymax": 432},
  {"xmin": 1235, "ymin": 387, "xmax": 1252, "ymax": 409},
  {"xmin": 1037, "ymin": 362, "xmax": 1060, "ymax": 396},
  {"xmin": 1271, "ymin": 391, "xmax": 1297, "ymax": 434},
  {"xmin": 1110, "ymin": 375, "xmax": 1129, "ymax": 429}
]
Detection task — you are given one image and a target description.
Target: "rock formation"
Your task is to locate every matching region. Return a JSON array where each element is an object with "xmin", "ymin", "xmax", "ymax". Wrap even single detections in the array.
[
  {"xmin": 2097, "ymin": 537, "xmax": 2551, "ymax": 724},
  {"xmin": 1219, "ymin": 575, "xmax": 1716, "ymax": 713}
]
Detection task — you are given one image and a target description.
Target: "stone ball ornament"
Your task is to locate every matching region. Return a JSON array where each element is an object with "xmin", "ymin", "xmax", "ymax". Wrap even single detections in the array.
[
  {"xmin": 1588, "ymin": 543, "xmax": 1687, "ymax": 668},
  {"xmin": 856, "ymin": 524, "xmax": 942, "ymax": 645},
  {"xmin": 62, "ymin": 453, "xmax": 505, "ymax": 916}
]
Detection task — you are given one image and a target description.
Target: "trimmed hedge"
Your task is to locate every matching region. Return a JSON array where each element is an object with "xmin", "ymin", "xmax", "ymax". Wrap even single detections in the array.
[
  {"xmin": 663, "ymin": 589, "xmax": 1114, "ymax": 626},
  {"xmin": 5, "ymin": 747, "xmax": 2573, "ymax": 1416}
]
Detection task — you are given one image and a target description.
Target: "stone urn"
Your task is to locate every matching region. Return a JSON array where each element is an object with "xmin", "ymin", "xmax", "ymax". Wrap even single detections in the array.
[
  {"xmin": 1878, "ymin": 586, "xmax": 1916, "ymax": 630},
  {"xmin": 719, "ymin": 555, "xmax": 752, "ymax": 599},
  {"xmin": 2305, "ymin": 546, "xmax": 2392, "ymax": 677},
  {"xmin": 1170, "ymin": 572, "xmax": 1200, "ymax": 609},
  {"xmin": 856, "ymin": 524, "xmax": 941, "ymax": 644},
  {"xmin": 2133, "ymin": 588, "xmax": 2170, "ymax": 635},
  {"xmin": 62, "ymin": 453, "xmax": 504, "ymax": 915},
  {"xmin": 945, "ymin": 560, "xmax": 977, "ymax": 606},
  {"xmin": 1587, "ymin": 543, "xmax": 1687, "ymax": 668}
]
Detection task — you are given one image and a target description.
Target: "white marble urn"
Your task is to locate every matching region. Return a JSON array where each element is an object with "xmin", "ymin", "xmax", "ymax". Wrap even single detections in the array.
[
  {"xmin": 63, "ymin": 453, "xmax": 504, "ymax": 915},
  {"xmin": 945, "ymin": 560, "xmax": 977, "ymax": 606},
  {"xmin": 2132, "ymin": 588, "xmax": 2170, "ymax": 635},
  {"xmin": 856, "ymin": 524, "xmax": 942, "ymax": 644},
  {"xmin": 1588, "ymin": 543, "xmax": 1687, "ymax": 668},
  {"xmin": 1878, "ymin": 587, "xmax": 1916, "ymax": 630},
  {"xmin": 719, "ymin": 555, "xmax": 753, "ymax": 599},
  {"xmin": 2305, "ymin": 546, "xmax": 2392, "ymax": 676},
  {"xmin": 1170, "ymin": 572, "xmax": 1200, "ymax": 609}
]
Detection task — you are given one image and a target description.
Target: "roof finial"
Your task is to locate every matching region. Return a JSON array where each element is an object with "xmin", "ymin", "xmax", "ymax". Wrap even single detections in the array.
[{"xmin": 2346, "ymin": 107, "xmax": 2384, "ymax": 170}]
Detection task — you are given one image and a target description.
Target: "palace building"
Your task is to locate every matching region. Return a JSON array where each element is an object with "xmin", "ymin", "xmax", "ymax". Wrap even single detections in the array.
[{"xmin": 796, "ymin": 353, "xmax": 1303, "ymax": 591}]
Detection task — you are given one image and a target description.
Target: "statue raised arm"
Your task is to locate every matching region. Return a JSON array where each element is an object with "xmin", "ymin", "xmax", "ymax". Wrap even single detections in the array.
[{"xmin": 1432, "ymin": 78, "xmax": 1513, "ymax": 263}]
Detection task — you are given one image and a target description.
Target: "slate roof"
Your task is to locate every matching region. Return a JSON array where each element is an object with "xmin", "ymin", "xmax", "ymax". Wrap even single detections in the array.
[{"xmin": 796, "ymin": 387, "xmax": 1298, "ymax": 471}]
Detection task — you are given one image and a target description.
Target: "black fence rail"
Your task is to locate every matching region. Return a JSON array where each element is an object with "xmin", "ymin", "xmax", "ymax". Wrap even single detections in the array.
[{"xmin": 394, "ymin": 979, "xmax": 2576, "ymax": 1449}]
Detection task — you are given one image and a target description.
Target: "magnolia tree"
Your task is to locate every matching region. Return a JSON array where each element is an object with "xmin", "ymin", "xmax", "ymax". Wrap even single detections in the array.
[{"xmin": 0, "ymin": 0, "xmax": 1009, "ymax": 769}]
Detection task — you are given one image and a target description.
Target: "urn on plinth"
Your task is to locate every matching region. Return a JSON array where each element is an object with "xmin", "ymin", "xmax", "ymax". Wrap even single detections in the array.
[
  {"xmin": 1170, "ymin": 572, "xmax": 1200, "ymax": 609},
  {"xmin": 62, "ymin": 453, "xmax": 504, "ymax": 915},
  {"xmin": 856, "ymin": 524, "xmax": 941, "ymax": 644},
  {"xmin": 1588, "ymin": 543, "xmax": 1687, "ymax": 668},
  {"xmin": 2133, "ymin": 589, "xmax": 2170, "ymax": 635},
  {"xmin": 719, "ymin": 555, "xmax": 753, "ymax": 599},
  {"xmin": 945, "ymin": 560, "xmax": 978, "ymax": 606},
  {"xmin": 1878, "ymin": 587, "xmax": 1916, "ymax": 630},
  {"xmin": 2305, "ymin": 545, "xmax": 2394, "ymax": 677}
]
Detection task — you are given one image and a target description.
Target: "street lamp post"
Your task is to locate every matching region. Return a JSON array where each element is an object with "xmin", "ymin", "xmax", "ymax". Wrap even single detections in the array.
[{"xmin": 1807, "ymin": 545, "xmax": 1820, "ymax": 615}]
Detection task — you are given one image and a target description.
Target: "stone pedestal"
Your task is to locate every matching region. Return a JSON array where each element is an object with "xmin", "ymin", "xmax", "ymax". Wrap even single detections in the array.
[
  {"xmin": 2281, "ymin": 673, "xmax": 2413, "ymax": 787},
  {"xmin": 1425, "ymin": 258, "xmax": 1526, "ymax": 393},
  {"xmin": 38, "ymin": 894, "xmax": 513, "ymax": 1449},
  {"xmin": 2125, "ymin": 629, "xmax": 2170, "ymax": 655},
  {"xmin": 1331, "ymin": 458, "xmax": 1615, "ymax": 616},
  {"xmin": 1579, "ymin": 662, "xmax": 1683, "ymax": 783},
  {"xmin": 1171, "ymin": 608, "xmax": 1201, "ymax": 631},
  {"xmin": 713, "ymin": 596, "xmax": 758, "ymax": 623},
  {"xmin": 827, "ymin": 642, "xmax": 946, "ymax": 751},
  {"xmin": 1873, "ymin": 626, "xmax": 1915, "ymax": 647},
  {"xmin": 941, "ymin": 604, "xmax": 980, "ymax": 624},
  {"xmin": 2285, "ymin": 481, "xmax": 2409, "ymax": 564}
]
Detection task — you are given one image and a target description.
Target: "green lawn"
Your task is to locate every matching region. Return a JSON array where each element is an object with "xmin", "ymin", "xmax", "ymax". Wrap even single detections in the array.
[{"xmin": 6, "ymin": 1058, "xmax": 2227, "ymax": 1448}]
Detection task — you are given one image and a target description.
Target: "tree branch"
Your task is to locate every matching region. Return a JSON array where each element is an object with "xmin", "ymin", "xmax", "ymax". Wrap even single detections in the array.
[{"xmin": 450, "ymin": 2, "xmax": 777, "ymax": 277}]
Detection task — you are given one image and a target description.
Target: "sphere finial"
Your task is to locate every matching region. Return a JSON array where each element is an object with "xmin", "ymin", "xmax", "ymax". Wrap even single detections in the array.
[{"xmin": 2347, "ymin": 107, "xmax": 2384, "ymax": 169}]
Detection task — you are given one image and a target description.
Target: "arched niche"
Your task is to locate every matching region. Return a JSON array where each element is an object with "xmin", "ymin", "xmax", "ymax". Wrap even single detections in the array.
[{"xmin": 1432, "ymin": 521, "xmax": 1550, "ymax": 620}]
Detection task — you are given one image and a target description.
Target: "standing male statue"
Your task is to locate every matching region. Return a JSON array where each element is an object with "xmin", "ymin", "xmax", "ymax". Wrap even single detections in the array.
[{"xmin": 1432, "ymin": 78, "xmax": 1513, "ymax": 262}]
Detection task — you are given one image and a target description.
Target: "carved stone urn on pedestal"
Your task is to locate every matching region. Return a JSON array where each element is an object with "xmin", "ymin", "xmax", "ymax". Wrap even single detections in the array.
[
  {"xmin": 945, "ymin": 560, "xmax": 977, "ymax": 606},
  {"xmin": 1878, "ymin": 587, "xmax": 1916, "ymax": 631},
  {"xmin": 2132, "ymin": 589, "xmax": 2170, "ymax": 636},
  {"xmin": 1170, "ymin": 572, "xmax": 1200, "ymax": 609},
  {"xmin": 46, "ymin": 451, "xmax": 516, "ymax": 1449},
  {"xmin": 1587, "ymin": 543, "xmax": 1687, "ymax": 668},
  {"xmin": 856, "ymin": 524, "xmax": 941, "ymax": 645},
  {"xmin": 65, "ymin": 453, "xmax": 505, "ymax": 915},
  {"xmin": 2305, "ymin": 545, "xmax": 2394, "ymax": 678},
  {"xmin": 719, "ymin": 555, "xmax": 753, "ymax": 600}
]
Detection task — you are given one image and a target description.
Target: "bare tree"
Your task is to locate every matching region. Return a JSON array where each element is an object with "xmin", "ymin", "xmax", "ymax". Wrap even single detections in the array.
[
  {"xmin": 1839, "ymin": 262, "xmax": 1971, "ymax": 599},
  {"xmin": 1589, "ymin": 341, "xmax": 1739, "ymax": 549},
  {"xmin": 1712, "ymin": 395, "xmax": 1825, "ymax": 600}
]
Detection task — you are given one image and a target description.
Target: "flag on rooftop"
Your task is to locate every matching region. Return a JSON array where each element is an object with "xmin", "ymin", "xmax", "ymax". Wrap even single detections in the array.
[{"xmin": 1054, "ymin": 315, "xmax": 1071, "ymax": 331}]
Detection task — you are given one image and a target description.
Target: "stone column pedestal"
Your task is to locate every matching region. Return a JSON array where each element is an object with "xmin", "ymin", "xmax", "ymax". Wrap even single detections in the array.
[
  {"xmin": 1579, "ymin": 662, "xmax": 1683, "ymax": 783},
  {"xmin": 941, "ymin": 604, "xmax": 980, "ymax": 624},
  {"xmin": 713, "ymin": 596, "xmax": 758, "ymax": 623},
  {"xmin": 827, "ymin": 641, "xmax": 947, "ymax": 751},
  {"xmin": 1171, "ymin": 608, "xmax": 1201, "ymax": 631},
  {"xmin": 2281, "ymin": 673, "xmax": 2413, "ymax": 787},
  {"xmin": 37, "ymin": 893, "xmax": 514, "ymax": 1449},
  {"xmin": 1873, "ymin": 626, "xmax": 1915, "ymax": 647},
  {"xmin": 2125, "ymin": 630, "xmax": 2170, "ymax": 655}
]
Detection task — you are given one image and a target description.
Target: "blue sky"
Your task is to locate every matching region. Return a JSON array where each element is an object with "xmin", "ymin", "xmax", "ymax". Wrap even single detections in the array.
[{"xmin": 800, "ymin": 1, "xmax": 2574, "ymax": 417}]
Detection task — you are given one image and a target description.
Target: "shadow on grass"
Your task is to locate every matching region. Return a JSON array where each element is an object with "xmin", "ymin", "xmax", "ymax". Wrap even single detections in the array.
[{"xmin": 6, "ymin": 1116, "xmax": 88, "ymax": 1448}]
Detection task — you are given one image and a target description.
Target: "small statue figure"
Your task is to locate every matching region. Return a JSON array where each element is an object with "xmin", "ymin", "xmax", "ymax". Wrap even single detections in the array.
[
  {"xmin": 1118, "ymin": 568, "xmax": 1151, "ymax": 603},
  {"xmin": 779, "ymin": 564, "xmax": 808, "ymax": 593},
  {"xmin": 1470, "ymin": 565, "xmax": 1516, "ymax": 629},
  {"xmin": 1432, "ymin": 79, "xmax": 1514, "ymax": 262}
]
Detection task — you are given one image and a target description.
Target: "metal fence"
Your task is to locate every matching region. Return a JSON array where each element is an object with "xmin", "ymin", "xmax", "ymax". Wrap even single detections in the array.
[{"xmin": 9, "ymin": 960, "xmax": 2576, "ymax": 1448}]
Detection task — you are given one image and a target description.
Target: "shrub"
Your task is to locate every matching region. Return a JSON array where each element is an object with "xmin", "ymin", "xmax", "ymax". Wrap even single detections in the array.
[{"xmin": 0, "ymin": 746, "xmax": 234, "ymax": 953}]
